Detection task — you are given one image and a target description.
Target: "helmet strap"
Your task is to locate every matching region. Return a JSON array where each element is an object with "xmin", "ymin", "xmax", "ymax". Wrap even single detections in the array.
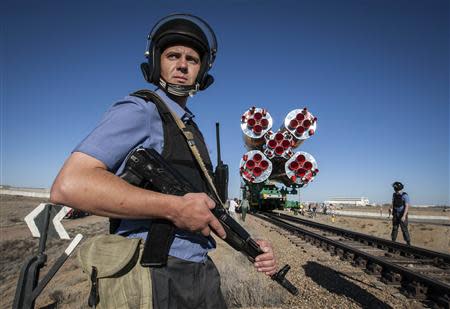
[{"xmin": 159, "ymin": 78, "xmax": 200, "ymax": 97}]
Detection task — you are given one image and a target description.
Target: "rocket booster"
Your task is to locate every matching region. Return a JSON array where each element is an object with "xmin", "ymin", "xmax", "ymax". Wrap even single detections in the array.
[
  {"xmin": 283, "ymin": 151, "xmax": 319, "ymax": 187},
  {"xmin": 239, "ymin": 150, "xmax": 273, "ymax": 183},
  {"xmin": 281, "ymin": 108, "xmax": 317, "ymax": 148}
]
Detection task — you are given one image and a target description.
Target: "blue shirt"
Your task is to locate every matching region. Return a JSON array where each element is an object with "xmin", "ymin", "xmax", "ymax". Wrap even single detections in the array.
[{"xmin": 74, "ymin": 88, "xmax": 216, "ymax": 262}]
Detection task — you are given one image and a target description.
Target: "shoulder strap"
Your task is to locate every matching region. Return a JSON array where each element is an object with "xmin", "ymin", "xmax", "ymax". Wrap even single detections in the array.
[
  {"xmin": 131, "ymin": 89, "xmax": 164, "ymax": 108},
  {"xmin": 130, "ymin": 89, "xmax": 173, "ymax": 122},
  {"xmin": 169, "ymin": 106, "xmax": 224, "ymax": 204}
]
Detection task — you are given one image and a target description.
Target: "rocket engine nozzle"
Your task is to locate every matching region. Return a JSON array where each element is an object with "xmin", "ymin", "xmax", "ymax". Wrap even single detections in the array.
[
  {"xmin": 263, "ymin": 130, "xmax": 294, "ymax": 160},
  {"xmin": 241, "ymin": 107, "xmax": 273, "ymax": 150},
  {"xmin": 239, "ymin": 150, "xmax": 273, "ymax": 183},
  {"xmin": 284, "ymin": 151, "xmax": 319, "ymax": 187}
]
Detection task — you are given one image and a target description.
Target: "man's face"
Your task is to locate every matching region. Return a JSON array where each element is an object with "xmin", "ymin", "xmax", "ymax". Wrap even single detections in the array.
[{"xmin": 160, "ymin": 45, "xmax": 201, "ymax": 86}]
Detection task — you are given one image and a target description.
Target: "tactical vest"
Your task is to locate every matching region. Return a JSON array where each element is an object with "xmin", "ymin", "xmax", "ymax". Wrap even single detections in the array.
[
  {"xmin": 392, "ymin": 192, "xmax": 406, "ymax": 212},
  {"xmin": 131, "ymin": 89, "xmax": 214, "ymax": 191},
  {"xmin": 111, "ymin": 90, "xmax": 214, "ymax": 266}
]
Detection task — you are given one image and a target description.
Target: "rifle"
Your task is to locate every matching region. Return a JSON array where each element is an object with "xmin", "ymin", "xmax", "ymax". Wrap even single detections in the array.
[{"xmin": 120, "ymin": 147, "xmax": 299, "ymax": 295}]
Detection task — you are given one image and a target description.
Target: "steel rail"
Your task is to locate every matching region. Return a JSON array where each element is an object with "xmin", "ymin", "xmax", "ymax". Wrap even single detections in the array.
[
  {"xmin": 265, "ymin": 211, "xmax": 450, "ymax": 266},
  {"xmin": 253, "ymin": 212, "xmax": 450, "ymax": 307}
]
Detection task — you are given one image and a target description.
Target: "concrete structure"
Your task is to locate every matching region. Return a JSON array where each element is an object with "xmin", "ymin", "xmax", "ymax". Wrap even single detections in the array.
[
  {"xmin": 0, "ymin": 185, "xmax": 50, "ymax": 198},
  {"xmin": 324, "ymin": 197, "xmax": 369, "ymax": 206}
]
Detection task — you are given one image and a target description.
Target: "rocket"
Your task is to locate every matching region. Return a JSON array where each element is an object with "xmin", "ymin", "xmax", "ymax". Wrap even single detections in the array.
[{"xmin": 239, "ymin": 107, "xmax": 319, "ymax": 186}]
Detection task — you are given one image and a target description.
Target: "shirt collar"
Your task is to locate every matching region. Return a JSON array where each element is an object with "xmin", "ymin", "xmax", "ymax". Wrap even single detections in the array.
[{"xmin": 155, "ymin": 88, "xmax": 195, "ymax": 122}]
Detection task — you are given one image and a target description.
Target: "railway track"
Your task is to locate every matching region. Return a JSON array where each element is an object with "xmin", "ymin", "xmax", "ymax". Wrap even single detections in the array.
[{"xmin": 254, "ymin": 211, "xmax": 450, "ymax": 308}]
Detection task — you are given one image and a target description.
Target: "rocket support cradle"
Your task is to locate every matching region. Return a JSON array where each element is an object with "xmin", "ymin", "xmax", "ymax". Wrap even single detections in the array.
[{"xmin": 239, "ymin": 107, "xmax": 319, "ymax": 188}]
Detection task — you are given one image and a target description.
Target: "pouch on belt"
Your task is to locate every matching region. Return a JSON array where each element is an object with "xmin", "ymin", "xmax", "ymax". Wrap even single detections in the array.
[{"xmin": 78, "ymin": 234, "xmax": 152, "ymax": 309}]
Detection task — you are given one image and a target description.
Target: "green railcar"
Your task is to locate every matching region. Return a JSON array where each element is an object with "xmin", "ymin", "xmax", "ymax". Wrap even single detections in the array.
[
  {"xmin": 284, "ymin": 200, "xmax": 299, "ymax": 209},
  {"xmin": 243, "ymin": 182, "xmax": 286, "ymax": 211}
]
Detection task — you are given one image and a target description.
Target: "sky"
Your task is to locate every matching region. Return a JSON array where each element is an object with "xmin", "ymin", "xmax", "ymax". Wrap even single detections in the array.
[{"xmin": 2, "ymin": 0, "xmax": 449, "ymax": 205}]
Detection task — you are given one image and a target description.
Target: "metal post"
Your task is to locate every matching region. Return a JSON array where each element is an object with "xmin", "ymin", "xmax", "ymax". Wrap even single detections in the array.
[{"xmin": 13, "ymin": 204, "xmax": 51, "ymax": 309}]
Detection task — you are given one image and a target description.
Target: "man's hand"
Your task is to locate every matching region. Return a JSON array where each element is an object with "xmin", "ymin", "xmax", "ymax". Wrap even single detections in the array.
[
  {"xmin": 254, "ymin": 239, "xmax": 277, "ymax": 276},
  {"xmin": 171, "ymin": 193, "xmax": 226, "ymax": 239},
  {"xmin": 401, "ymin": 215, "xmax": 407, "ymax": 222}
]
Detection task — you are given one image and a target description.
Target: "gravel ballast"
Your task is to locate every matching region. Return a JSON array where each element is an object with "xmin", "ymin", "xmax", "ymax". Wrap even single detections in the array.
[{"xmin": 211, "ymin": 214, "xmax": 424, "ymax": 309}]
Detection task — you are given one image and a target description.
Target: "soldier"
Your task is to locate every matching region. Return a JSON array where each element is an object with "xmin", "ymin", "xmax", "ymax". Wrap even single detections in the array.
[
  {"xmin": 391, "ymin": 181, "xmax": 412, "ymax": 246},
  {"xmin": 240, "ymin": 193, "xmax": 250, "ymax": 222},
  {"xmin": 51, "ymin": 13, "xmax": 277, "ymax": 308}
]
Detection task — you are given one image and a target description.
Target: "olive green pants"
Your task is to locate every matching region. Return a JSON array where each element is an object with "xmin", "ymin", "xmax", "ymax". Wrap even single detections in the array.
[
  {"xmin": 241, "ymin": 208, "xmax": 248, "ymax": 222},
  {"xmin": 391, "ymin": 213, "xmax": 411, "ymax": 245}
]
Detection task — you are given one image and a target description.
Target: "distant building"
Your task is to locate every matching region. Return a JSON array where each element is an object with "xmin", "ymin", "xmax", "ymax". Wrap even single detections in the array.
[{"xmin": 324, "ymin": 197, "xmax": 369, "ymax": 206}]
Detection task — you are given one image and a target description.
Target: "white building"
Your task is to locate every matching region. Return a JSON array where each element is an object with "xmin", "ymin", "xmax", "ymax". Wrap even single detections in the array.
[{"xmin": 324, "ymin": 197, "xmax": 369, "ymax": 206}]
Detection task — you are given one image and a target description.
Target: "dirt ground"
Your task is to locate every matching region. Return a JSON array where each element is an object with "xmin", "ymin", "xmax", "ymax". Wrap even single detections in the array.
[
  {"xmin": 340, "ymin": 204, "xmax": 450, "ymax": 217},
  {"xmin": 1, "ymin": 195, "xmax": 449, "ymax": 308}
]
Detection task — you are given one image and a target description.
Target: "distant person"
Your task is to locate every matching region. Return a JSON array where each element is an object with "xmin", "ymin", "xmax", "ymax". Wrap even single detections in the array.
[
  {"xmin": 229, "ymin": 198, "xmax": 238, "ymax": 218},
  {"xmin": 240, "ymin": 194, "xmax": 250, "ymax": 222},
  {"xmin": 236, "ymin": 199, "xmax": 242, "ymax": 213},
  {"xmin": 224, "ymin": 199, "xmax": 230, "ymax": 210},
  {"xmin": 390, "ymin": 182, "xmax": 411, "ymax": 246},
  {"xmin": 388, "ymin": 208, "xmax": 392, "ymax": 219},
  {"xmin": 299, "ymin": 203, "xmax": 305, "ymax": 216}
]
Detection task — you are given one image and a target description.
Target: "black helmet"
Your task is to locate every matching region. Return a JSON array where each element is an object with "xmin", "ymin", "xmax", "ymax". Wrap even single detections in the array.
[
  {"xmin": 141, "ymin": 13, "xmax": 217, "ymax": 97},
  {"xmin": 392, "ymin": 181, "xmax": 404, "ymax": 191}
]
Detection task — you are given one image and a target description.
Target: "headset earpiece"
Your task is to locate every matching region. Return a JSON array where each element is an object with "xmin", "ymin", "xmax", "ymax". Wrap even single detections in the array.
[
  {"xmin": 140, "ymin": 63, "xmax": 151, "ymax": 82},
  {"xmin": 200, "ymin": 74, "xmax": 214, "ymax": 90},
  {"xmin": 149, "ymin": 49, "xmax": 161, "ymax": 84}
]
